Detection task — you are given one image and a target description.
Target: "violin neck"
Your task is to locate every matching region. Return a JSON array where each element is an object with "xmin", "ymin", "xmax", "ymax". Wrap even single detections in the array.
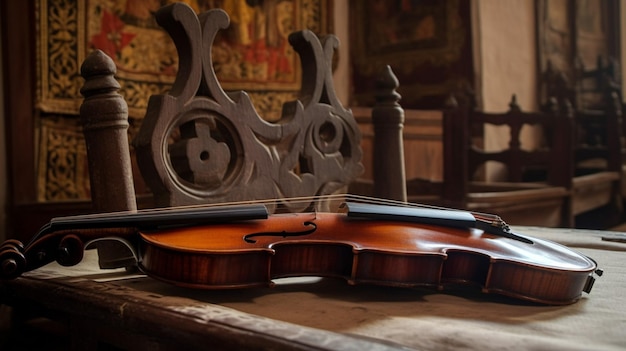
[
  {"xmin": 33, "ymin": 204, "xmax": 269, "ymax": 242},
  {"xmin": 33, "ymin": 194, "xmax": 515, "ymax": 242}
]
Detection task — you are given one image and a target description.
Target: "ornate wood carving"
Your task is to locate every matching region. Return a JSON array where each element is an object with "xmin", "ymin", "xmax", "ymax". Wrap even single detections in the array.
[{"xmin": 133, "ymin": 4, "xmax": 364, "ymax": 210}]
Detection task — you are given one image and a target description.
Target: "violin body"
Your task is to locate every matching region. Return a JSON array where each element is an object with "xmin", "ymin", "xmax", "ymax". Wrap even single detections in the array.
[
  {"xmin": 0, "ymin": 198, "xmax": 600, "ymax": 305},
  {"xmin": 139, "ymin": 211, "xmax": 596, "ymax": 305}
]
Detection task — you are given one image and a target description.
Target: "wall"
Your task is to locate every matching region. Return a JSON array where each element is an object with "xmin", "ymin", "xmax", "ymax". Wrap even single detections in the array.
[
  {"xmin": 474, "ymin": 0, "xmax": 537, "ymax": 111},
  {"xmin": 472, "ymin": 0, "xmax": 538, "ymax": 180}
]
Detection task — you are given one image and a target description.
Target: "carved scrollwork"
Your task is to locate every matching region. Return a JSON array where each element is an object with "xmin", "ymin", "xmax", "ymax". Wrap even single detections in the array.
[{"xmin": 134, "ymin": 3, "xmax": 363, "ymax": 210}]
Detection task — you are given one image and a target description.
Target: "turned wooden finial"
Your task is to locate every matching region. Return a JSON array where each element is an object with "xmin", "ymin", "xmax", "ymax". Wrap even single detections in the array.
[
  {"xmin": 371, "ymin": 65, "xmax": 407, "ymax": 202},
  {"xmin": 545, "ymin": 96, "xmax": 560, "ymax": 115},
  {"xmin": 374, "ymin": 65, "xmax": 402, "ymax": 107},
  {"xmin": 560, "ymin": 97, "xmax": 574, "ymax": 117},
  {"xmin": 444, "ymin": 94, "xmax": 459, "ymax": 109},
  {"xmin": 80, "ymin": 51, "xmax": 120, "ymax": 98},
  {"xmin": 80, "ymin": 49, "xmax": 137, "ymax": 213},
  {"xmin": 508, "ymin": 94, "xmax": 521, "ymax": 113}
]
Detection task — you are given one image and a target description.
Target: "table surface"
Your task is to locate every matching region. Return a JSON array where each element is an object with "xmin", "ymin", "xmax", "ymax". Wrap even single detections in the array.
[{"xmin": 3, "ymin": 226, "xmax": 626, "ymax": 350}]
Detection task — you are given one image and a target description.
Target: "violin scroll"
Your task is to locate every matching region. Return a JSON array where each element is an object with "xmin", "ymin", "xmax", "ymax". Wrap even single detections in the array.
[
  {"xmin": 0, "ymin": 239, "xmax": 26, "ymax": 280},
  {"xmin": 0, "ymin": 203, "xmax": 269, "ymax": 281},
  {"xmin": 0, "ymin": 232, "xmax": 88, "ymax": 280},
  {"xmin": 0, "ymin": 229, "xmax": 131, "ymax": 280}
]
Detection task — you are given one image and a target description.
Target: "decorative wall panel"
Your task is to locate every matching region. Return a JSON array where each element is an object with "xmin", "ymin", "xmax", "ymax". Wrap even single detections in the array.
[{"xmin": 350, "ymin": 0, "xmax": 474, "ymax": 109}]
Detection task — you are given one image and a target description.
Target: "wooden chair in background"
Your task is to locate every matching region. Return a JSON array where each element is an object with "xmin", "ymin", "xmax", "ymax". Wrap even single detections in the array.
[
  {"xmin": 568, "ymin": 92, "xmax": 623, "ymax": 227},
  {"xmin": 543, "ymin": 56, "xmax": 624, "ymax": 228},
  {"xmin": 79, "ymin": 3, "xmax": 408, "ymax": 268},
  {"xmin": 408, "ymin": 95, "xmax": 574, "ymax": 227}
]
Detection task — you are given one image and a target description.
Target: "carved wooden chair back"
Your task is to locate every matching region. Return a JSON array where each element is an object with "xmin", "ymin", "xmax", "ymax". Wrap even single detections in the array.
[
  {"xmin": 543, "ymin": 56, "xmax": 621, "ymax": 111},
  {"xmin": 543, "ymin": 56, "xmax": 623, "ymax": 174},
  {"xmin": 136, "ymin": 5, "xmax": 364, "ymax": 211},
  {"xmin": 573, "ymin": 56, "xmax": 621, "ymax": 111},
  {"xmin": 540, "ymin": 57, "xmax": 624, "ymax": 227},
  {"xmin": 80, "ymin": 3, "xmax": 409, "ymax": 268},
  {"xmin": 572, "ymin": 92, "xmax": 623, "ymax": 175},
  {"xmin": 567, "ymin": 91, "xmax": 623, "ymax": 226},
  {"xmin": 80, "ymin": 3, "xmax": 406, "ymax": 216},
  {"xmin": 444, "ymin": 96, "xmax": 572, "ymax": 190},
  {"xmin": 411, "ymin": 95, "xmax": 575, "ymax": 227}
]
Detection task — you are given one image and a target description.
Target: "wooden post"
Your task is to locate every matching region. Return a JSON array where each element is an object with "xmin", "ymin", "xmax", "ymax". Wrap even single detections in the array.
[
  {"xmin": 372, "ymin": 66, "xmax": 407, "ymax": 202},
  {"xmin": 441, "ymin": 95, "xmax": 467, "ymax": 206},
  {"xmin": 80, "ymin": 50, "xmax": 137, "ymax": 268}
]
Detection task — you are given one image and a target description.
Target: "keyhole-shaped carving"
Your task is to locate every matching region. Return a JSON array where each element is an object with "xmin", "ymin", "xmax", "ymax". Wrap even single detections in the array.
[{"xmin": 169, "ymin": 119, "xmax": 231, "ymax": 188}]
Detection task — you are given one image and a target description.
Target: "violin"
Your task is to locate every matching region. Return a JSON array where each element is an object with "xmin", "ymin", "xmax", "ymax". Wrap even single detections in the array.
[{"xmin": 0, "ymin": 195, "xmax": 601, "ymax": 305}]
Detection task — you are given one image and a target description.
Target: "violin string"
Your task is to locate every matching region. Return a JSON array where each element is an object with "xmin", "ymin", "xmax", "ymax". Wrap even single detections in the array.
[
  {"xmin": 52, "ymin": 193, "xmax": 504, "ymax": 228},
  {"xmin": 337, "ymin": 194, "xmax": 505, "ymax": 226},
  {"xmin": 246, "ymin": 193, "xmax": 505, "ymax": 226}
]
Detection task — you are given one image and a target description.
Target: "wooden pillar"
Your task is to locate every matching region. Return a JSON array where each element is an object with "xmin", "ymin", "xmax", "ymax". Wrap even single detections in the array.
[
  {"xmin": 80, "ymin": 50, "xmax": 136, "ymax": 213},
  {"xmin": 441, "ymin": 95, "xmax": 467, "ymax": 206},
  {"xmin": 372, "ymin": 66, "xmax": 407, "ymax": 202},
  {"xmin": 80, "ymin": 50, "xmax": 137, "ymax": 268}
]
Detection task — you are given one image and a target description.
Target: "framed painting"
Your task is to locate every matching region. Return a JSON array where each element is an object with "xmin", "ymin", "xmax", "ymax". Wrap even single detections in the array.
[{"xmin": 349, "ymin": 0, "xmax": 474, "ymax": 109}]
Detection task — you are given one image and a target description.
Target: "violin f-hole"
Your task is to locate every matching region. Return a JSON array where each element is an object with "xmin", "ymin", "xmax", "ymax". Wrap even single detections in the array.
[{"xmin": 243, "ymin": 221, "xmax": 318, "ymax": 244}]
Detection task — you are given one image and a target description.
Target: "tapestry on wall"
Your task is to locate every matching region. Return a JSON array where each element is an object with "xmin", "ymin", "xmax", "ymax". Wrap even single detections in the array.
[
  {"xmin": 37, "ymin": 117, "xmax": 90, "ymax": 202},
  {"xmin": 350, "ymin": 0, "xmax": 474, "ymax": 109},
  {"xmin": 36, "ymin": 0, "xmax": 331, "ymax": 201},
  {"xmin": 38, "ymin": 0, "xmax": 331, "ymax": 119}
]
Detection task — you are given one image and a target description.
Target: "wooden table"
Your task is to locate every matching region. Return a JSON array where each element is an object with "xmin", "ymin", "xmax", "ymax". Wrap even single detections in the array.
[{"xmin": 1, "ymin": 227, "xmax": 625, "ymax": 350}]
